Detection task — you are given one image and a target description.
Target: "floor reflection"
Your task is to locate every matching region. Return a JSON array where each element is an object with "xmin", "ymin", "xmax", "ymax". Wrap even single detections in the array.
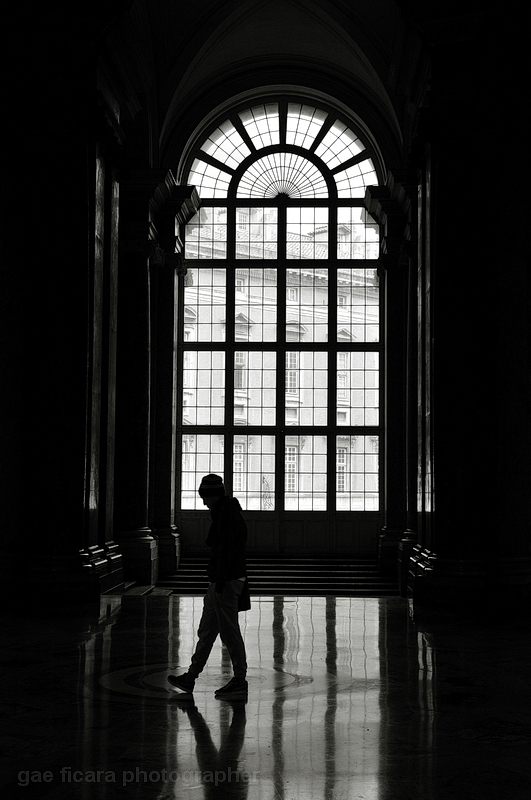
[
  {"xmin": 83, "ymin": 596, "xmax": 410, "ymax": 799},
  {"xmin": 161, "ymin": 700, "xmax": 249, "ymax": 799},
  {"xmin": 2, "ymin": 593, "xmax": 530, "ymax": 799}
]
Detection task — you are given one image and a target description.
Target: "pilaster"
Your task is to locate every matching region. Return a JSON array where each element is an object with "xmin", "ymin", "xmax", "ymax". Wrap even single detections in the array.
[
  {"xmin": 114, "ymin": 174, "xmax": 200, "ymax": 583},
  {"xmin": 365, "ymin": 174, "xmax": 413, "ymax": 575},
  {"xmin": 405, "ymin": 8, "xmax": 531, "ymax": 614}
]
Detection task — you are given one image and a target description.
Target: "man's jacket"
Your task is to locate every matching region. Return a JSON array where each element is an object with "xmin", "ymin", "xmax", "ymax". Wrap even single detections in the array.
[{"xmin": 206, "ymin": 496, "xmax": 247, "ymax": 594}]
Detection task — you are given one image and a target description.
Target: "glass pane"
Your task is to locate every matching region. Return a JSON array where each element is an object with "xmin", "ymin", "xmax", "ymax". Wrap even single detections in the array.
[
  {"xmin": 334, "ymin": 158, "xmax": 378, "ymax": 198},
  {"xmin": 200, "ymin": 120, "xmax": 251, "ymax": 170},
  {"xmin": 182, "ymin": 351, "xmax": 225, "ymax": 425},
  {"xmin": 337, "ymin": 208, "xmax": 379, "ymax": 260},
  {"xmin": 336, "ymin": 352, "xmax": 379, "ymax": 426},
  {"xmin": 314, "ymin": 120, "xmax": 364, "ymax": 169},
  {"xmin": 285, "ymin": 352, "xmax": 327, "ymax": 426},
  {"xmin": 237, "ymin": 153, "xmax": 328, "ymax": 198},
  {"xmin": 186, "ymin": 160, "xmax": 231, "ymax": 198},
  {"xmin": 336, "ymin": 435, "xmax": 379, "ymax": 510},
  {"xmin": 183, "ymin": 268, "xmax": 226, "ymax": 342},
  {"xmin": 286, "ymin": 207, "xmax": 328, "ymax": 259},
  {"xmin": 181, "ymin": 434, "xmax": 224, "ymax": 509},
  {"xmin": 286, "ymin": 268, "xmax": 328, "ymax": 341},
  {"xmin": 235, "ymin": 268, "xmax": 277, "ymax": 341},
  {"xmin": 185, "ymin": 207, "xmax": 227, "ymax": 259},
  {"xmin": 337, "ymin": 268, "xmax": 379, "ymax": 342},
  {"xmin": 286, "ymin": 103, "xmax": 328, "ymax": 149},
  {"xmin": 239, "ymin": 104, "xmax": 280, "ymax": 149},
  {"xmin": 234, "ymin": 352, "xmax": 276, "ymax": 425},
  {"xmin": 236, "ymin": 208, "xmax": 278, "ymax": 259},
  {"xmin": 285, "ymin": 436, "xmax": 327, "ymax": 510},
  {"xmin": 233, "ymin": 435, "xmax": 276, "ymax": 510}
]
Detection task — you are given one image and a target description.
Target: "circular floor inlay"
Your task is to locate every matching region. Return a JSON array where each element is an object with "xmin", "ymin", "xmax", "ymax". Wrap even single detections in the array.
[{"xmin": 91, "ymin": 665, "xmax": 299, "ymax": 701}]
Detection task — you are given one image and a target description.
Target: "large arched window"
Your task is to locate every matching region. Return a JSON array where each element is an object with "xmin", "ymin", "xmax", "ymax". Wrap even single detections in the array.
[{"xmin": 177, "ymin": 100, "xmax": 384, "ymax": 552}]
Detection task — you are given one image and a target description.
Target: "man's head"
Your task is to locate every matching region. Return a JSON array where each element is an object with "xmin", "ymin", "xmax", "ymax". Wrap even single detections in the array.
[{"xmin": 198, "ymin": 474, "xmax": 225, "ymax": 507}]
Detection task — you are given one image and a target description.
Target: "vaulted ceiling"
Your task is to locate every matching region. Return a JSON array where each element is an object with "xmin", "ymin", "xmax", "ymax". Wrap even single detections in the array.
[{"xmin": 98, "ymin": 0, "xmax": 433, "ymax": 175}]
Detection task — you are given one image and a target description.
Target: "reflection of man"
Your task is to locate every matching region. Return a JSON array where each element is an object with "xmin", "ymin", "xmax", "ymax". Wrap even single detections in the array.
[
  {"xmin": 178, "ymin": 701, "xmax": 249, "ymax": 799},
  {"xmin": 168, "ymin": 474, "xmax": 250, "ymax": 698}
]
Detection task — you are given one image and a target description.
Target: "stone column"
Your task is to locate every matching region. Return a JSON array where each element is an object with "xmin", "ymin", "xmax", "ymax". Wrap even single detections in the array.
[
  {"xmin": 1, "ymin": 83, "xmax": 124, "ymax": 602},
  {"xmin": 148, "ymin": 180, "xmax": 200, "ymax": 576},
  {"xmin": 113, "ymin": 170, "xmax": 167, "ymax": 585},
  {"xmin": 407, "ymin": 11, "xmax": 531, "ymax": 612}
]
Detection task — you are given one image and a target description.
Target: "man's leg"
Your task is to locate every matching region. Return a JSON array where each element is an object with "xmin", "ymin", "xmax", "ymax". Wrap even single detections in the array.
[
  {"xmin": 215, "ymin": 580, "xmax": 247, "ymax": 679},
  {"xmin": 189, "ymin": 583, "xmax": 220, "ymax": 678}
]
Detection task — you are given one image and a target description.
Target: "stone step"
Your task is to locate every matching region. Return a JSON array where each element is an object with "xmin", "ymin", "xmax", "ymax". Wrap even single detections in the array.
[{"xmin": 157, "ymin": 555, "xmax": 399, "ymax": 597}]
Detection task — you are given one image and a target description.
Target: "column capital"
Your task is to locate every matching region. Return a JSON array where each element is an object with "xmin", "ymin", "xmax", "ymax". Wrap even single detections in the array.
[
  {"xmin": 364, "ymin": 172, "xmax": 411, "ymax": 224},
  {"xmin": 366, "ymin": 173, "xmax": 412, "ymax": 270},
  {"xmin": 151, "ymin": 178, "xmax": 201, "ymax": 227},
  {"xmin": 120, "ymin": 172, "xmax": 200, "ymax": 256},
  {"xmin": 148, "ymin": 244, "xmax": 187, "ymax": 274}
]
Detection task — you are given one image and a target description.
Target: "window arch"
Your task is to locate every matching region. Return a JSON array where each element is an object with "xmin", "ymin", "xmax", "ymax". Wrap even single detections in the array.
[
  {"xmin": 185, "ymin": 102, "xmax": 379, "ymax": 200},
  {"xmin": 177, "ymin": 98, "xmax": 384, "ymax": 550}
]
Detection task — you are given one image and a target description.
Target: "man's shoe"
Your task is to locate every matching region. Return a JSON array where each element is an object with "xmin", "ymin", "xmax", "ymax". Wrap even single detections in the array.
[
  {"xmin": 214, "ymin": 677, "xmax": 248, "ymax": 698},
  {"xmin": 168, "ymin": 672, "xmax": 195, "ymax": 693}
]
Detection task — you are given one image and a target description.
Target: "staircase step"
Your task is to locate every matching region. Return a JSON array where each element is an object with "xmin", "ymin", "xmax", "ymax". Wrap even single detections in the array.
[
  {"xmin": 157, "ymin": 555, "xmax": 399, "ymax": 597},
  {"xmin": 123, "ymin": 584, "xmax": 155, "ymax": 596}
]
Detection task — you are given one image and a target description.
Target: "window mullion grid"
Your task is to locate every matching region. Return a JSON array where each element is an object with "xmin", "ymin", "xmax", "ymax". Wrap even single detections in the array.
[
  {"xmin": 378, "ymin": 257, "xmax": 384, "ymax": 510},
  {"xmin": 231, "ymin": 113, "xmax": 256, "ymax": 155},
  {"xmin": 176, "ymin": 266, "xmax": 190, "ymax": 504},
  {"xmin": 224, "ymin": 258, "xmax": 236, "ymax": 493},
  {"xmin": 276, "ymin": 205, "xmax": 287, "ymax": 511},
  {"xmin": 326, "ymin": 243, "xmax": 336, "ymax": 513},
  {"xmin": 328, "ymin": 260, "xmax": 338, "ymax": 513},
  {"xmin": 180, "ymin": 199, "xmax": 382, "ymax": 513},
  {"xmin": 226, "ymin": 205, "xmax": 236, "ymax": 260}
]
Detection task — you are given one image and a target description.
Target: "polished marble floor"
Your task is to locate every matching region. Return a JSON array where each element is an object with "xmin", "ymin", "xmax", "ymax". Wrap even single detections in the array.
[{"xmin": 1, "ymin": 592, "xmax": 531, "ymax": 799}]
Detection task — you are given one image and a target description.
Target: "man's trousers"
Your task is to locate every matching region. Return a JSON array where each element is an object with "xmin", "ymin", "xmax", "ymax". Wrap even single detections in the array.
[{"xmin": 189, "ymin": 580, "xmax": 247, "ymax": 679}]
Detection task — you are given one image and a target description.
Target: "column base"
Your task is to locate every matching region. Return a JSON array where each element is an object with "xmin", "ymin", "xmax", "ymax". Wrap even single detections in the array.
[
  {"xmin": 155, "ymin": 526, "xmax": 180, "ymax": 576},
  {"xmin": 115, "ymin": 528, "xmax": 158, "ymax": 584},
  {"xmin": 410, "ymin": 546, "xmax": 531, "ymax": 616},
  {"xmin": 397, "ymin": 532, "xmax": 417, "ymax": 596},
  {"xmin": 378, "ymin": 528, "xmax": 403, "ymax": 576}
]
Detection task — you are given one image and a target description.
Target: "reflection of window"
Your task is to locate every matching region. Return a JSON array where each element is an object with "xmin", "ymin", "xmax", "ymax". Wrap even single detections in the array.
[
  {"xmin": 235, "ymin": 351, "xmax": 247, "ymax": 388},
  {"xmin": 234, "ymin": 442, "xmax": 245, "ymax": 492},
  {"xmin": 285, "ymin": 352, "xmax": 299, "ymax": 394},
  {"xmin": 338, "ymin": 352, "xmax": 348, "ymax": 400},
  {"xmin": 338, "ymin": 373, "xmax": 348, "ymax": 399},
  {"xmin": 287, "ymin": 287, "xmax": 298, "ymax": 302},
  {"xmin": 285, "ymin": 446, "xmax": 298, "ymax": 492},
  {"xmin": 236, "ymin": 275, "xmax": 248, "ymax": 294},
  {"xmin": 286, "ymin": 408, "xmax": 299, "ymax": 424},
  {"xmin": 337, "ymin": 447, "xmax": 347, "ymax": 492}
]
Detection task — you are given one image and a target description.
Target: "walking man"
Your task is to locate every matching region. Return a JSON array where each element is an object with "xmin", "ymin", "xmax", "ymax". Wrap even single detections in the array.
[{"xmin": 168, "ymin": 474, "xmax": 250, "ymax": 698}]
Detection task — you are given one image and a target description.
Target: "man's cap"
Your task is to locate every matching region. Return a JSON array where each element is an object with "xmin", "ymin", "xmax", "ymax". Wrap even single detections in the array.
[{"xmin": 198, "ymin": 474, "xmax": 225, "ymax": 497}]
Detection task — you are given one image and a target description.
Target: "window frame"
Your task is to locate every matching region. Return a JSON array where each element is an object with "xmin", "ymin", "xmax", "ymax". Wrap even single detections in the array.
[{"xmin": 176, "ymin": 98, "xmax": 385, "ymax": 515}]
